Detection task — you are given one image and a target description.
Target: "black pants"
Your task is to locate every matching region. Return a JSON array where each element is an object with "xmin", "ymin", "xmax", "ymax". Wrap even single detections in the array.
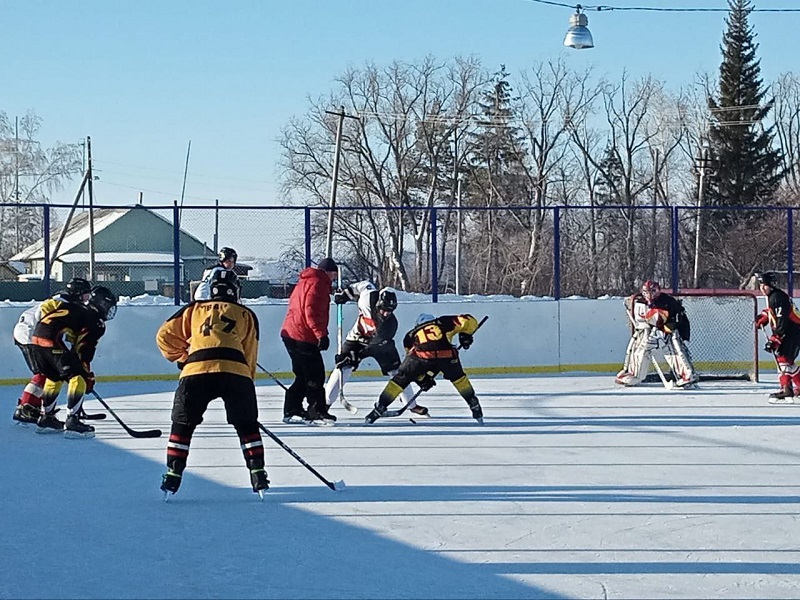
[
  {"xmin": 282, "ymin": 336, "xmax": 326, "ymax": 416},
  {"xmin": 341, "ymin": 339, "xmax": 401, "ymax": 375},
  {"xmin": 168, "ymin": 372, "xmax": 263, "ymax": 475},
  {"xmin": 392, "ymin": 354, "xmax": 466, "ymax": 389},
  {"xmin": 30, "ymin": 345, "xmax": 85, "ymax": 382}
]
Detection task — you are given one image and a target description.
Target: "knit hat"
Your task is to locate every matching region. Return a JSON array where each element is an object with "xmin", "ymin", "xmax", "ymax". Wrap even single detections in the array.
[{"xmin": 317, "ymin": 257, "xmax": 338, "ymax": 272}]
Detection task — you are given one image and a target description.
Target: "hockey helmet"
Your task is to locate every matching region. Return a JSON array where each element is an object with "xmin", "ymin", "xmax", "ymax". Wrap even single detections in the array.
[
  {"xmin": 756, "ymin": 272, "xmax": 777, "ymax": 287},
  {"xmin": 376, "ymin": 288, "xmax": 398, "ymax": 312},
  {"xmin": 641, "ymin": 280, "xmax": 661, "ymax": 302},
  {"xmin": 416, "ymin": 313, "xmax": 435, "ymax": 326},
  {"xmin": 210, "ymin": 269, "xmax": 240, "ymax": 302},
  {"xmin": 218, "ymin": 247, "xmax": 238, "ymax": 264},
  {"xmin": 65, "ymin": 277, "xmax": 92, "ymax": 300},
  {"xmin": 88, "ymin": 286, "xmax": 118, "ymax": 321}
]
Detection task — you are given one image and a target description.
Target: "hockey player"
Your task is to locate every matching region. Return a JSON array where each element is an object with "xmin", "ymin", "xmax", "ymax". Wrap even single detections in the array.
[
  {"xmin": 615, "ymin": 280, "xmax": 698, "ymax": 388},
  {"xmin": 156, "ymin": 269, "xmax": 268, "ymax": 498},
  {"xmin": 12, "ymin": 277, "xmax": 92, "ymax": 426},
  {"xmin": 754, "ymin": 271, "xmax": 800, "ymax": 403},
  {"xmin": 29, "ymin": 285, "xmax": 117, "ymax": 438},
  {"xmin": 193, "ymin": 246, "xmax": 240, "ymax": 301},
  {"xmin": 365, "ymin": 313, "xmax": 484, "ymax": 425},
  {"xmin": 325, "ymin": 282, "xmax": 429, "ymax": 418}
]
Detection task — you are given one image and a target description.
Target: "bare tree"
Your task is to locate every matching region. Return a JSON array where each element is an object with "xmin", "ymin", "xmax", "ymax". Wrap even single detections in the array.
[{"xmin": 0, "ymin": 111, "xmax": 81, "ymax": 258}]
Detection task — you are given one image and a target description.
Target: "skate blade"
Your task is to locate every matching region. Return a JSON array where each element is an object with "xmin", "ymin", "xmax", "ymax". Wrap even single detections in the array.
[
  {"xmin": 163, "ymin": 491, "xmax": 174, "ymax": 503},
  {"xmin": 768, "ymin": 397, "xmax": 796, "ymax": 404},
  {"xmin": 35, "ymin": 426, "xmax": 64, "ymax": 435},
  {"xmin": 64, "ymin": 429, "xmax": 96, "ymax": 440},
  {"xmin": 13, "ymin": 420, "xmax": 37, "ymax": 429},
  {"xmin": 257, "ymin": 489, "xmax": 266, "ymax": 501}
]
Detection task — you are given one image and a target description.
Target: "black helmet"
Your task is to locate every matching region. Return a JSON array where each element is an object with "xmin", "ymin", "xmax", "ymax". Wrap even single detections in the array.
[
  {"xmin": 376, "ymin": 287, "xmax": 398, "ymax": 312},
  {"xmin": 88, "ymin": 286, "xmax": 118, "ymax": 321},
  {"xmin": 64, "ymin": 277, "xmax": 92, "ymax": 300},
  {"xmin": 218, "ymin": 247, "xmax": 238, "ymax": 264},
  {"xmin": 210, "ymin": 269, "xmax": 240, "ymax": 302},
  {"xmin": 756, "ymin": 272, "xmax": 777, "ymax": 287}
]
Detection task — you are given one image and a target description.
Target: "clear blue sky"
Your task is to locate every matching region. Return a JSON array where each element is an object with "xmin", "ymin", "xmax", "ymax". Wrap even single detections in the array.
[{"xmin": 3, "ymin": 0, "xmax": 797, "ymax": 209}]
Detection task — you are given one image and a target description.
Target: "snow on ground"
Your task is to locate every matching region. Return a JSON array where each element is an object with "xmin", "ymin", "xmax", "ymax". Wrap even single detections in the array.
[{"xmin": 1, "ymin": 374, "xmax": 799, "ymax": 600}]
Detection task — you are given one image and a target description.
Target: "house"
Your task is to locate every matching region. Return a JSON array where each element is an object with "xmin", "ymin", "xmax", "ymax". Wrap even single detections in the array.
[
  {"xmin": 0, "ymin": 261, "xmax": 21, "ymax": 281},
  {"xmin": 10, "ymin": 206, "xmax": 227, "ymax": 296}
]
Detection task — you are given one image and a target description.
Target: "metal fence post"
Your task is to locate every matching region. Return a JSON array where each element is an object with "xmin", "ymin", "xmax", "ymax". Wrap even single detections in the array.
[
  {"xmin": 671, "ymin": 206, "xmax": 679, "ymax": 293},
  {"xmin": 553, "ymin": 207, "xmax": 560, "ymax": 300},
  {"xmin": 43, "ymin": 205, "xmax": 51, "ymax": 297},
  {"xmin": 173, "ymin": 201, "xmax": 181, "ymax": 306},
  {"xmin": 788, "ymin": 208, "xmax": 794, "ymax": 297},
  {"xmin": 304, "ymin": 207, "xmax": 312, "ymax": 268},
  {"xmin": 431, "ymin": 207, "xmax": 438, "ymax": 303}
]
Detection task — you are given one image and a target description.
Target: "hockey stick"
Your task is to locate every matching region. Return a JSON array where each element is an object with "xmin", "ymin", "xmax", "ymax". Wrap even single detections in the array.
[
  {"xmin": 382, "ymin": 315, "xmax": 490, "ymax": 418},
  {"xmin": 257, "ymin": 363, "xmax": 289, "ymax": 392},
  {"xmin": 257, "ymin": 421, "xmax": 345, "ymax": 491},
  {"xmin": 650, "ymin": 354, "xmax": 674, "ymax": 390},
  {"xmin": 89, "ymin": 390, "xmax": 163, "ymax": 438}
]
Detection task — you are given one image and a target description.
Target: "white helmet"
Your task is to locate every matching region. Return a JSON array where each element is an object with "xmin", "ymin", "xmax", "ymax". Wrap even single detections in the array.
[{"xmin": 416, "ymin": 313, "xmax": 435, "ymax": 326}]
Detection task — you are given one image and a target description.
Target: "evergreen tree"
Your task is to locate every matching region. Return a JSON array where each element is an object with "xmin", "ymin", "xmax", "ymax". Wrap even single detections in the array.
[{"xmin": 706, "ymin": 0, "xmax": 783, "ymax": 207}]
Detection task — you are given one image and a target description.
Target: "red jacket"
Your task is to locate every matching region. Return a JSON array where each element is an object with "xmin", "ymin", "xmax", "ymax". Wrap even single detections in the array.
[{"xmin": 280, "ymin": 267, "xmax": 333, "ymax": 344}]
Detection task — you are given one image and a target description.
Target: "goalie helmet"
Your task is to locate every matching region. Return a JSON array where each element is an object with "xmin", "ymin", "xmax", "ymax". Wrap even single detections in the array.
[
  {"xmin": 376, "ymin": 288, "xmax": 398, "ymax": 312},
  {"xmin": 756, "ymin": 272, "xmax": 777, "ymax": 287},
  {"xmin": 218, "ymin": 247, "xmax": 238, "ymax": 264},
  {"xmin": 210, "ymin": 269, "xmax": 240, "ymax": 302},
  {"xmin": 65, "ymin": 277, "xmax": 92, "ymax": 300},
  {"xmin": 641, "ymin": 280, "xmax": 661, "ymax": 302},
  {"xmin": 416, "ymin": 313, "xmax": 435, "ymax": 326},
  {"xmin": 88, "ymin": 286, "xmax": 118, "ymax": 321}
]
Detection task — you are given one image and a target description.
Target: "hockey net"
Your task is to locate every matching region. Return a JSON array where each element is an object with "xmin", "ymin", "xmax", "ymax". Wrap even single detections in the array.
[{"xmin": 646, "ymin": 292, "xmax": 759, "ymax": 383}]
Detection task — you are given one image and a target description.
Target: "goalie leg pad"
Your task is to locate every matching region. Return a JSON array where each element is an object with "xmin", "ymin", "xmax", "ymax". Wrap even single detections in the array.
[
  {"xmin": 617, "ymin": 333, "xmax": 652, "ymax": 386},
  {"xmin": 666, "ymin": 335, "xmax": 699, "ymax": 387}
]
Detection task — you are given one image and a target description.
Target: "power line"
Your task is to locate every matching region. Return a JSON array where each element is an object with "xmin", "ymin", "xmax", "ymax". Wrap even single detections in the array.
[{"xmin": 526, "ymin": 0, "xmax": 800, "ymax": 11}]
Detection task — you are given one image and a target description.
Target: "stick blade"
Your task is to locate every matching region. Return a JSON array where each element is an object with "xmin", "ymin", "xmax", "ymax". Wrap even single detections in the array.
[
  {"xmin": 332, "ymin": 479, "xmax": 346, "ymax": 491},
  {"xmin": 130, "ymin": 429, "xmax": 163, "ymax": 439}
]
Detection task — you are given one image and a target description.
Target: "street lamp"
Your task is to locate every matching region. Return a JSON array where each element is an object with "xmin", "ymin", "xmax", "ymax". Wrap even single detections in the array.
[{"xmin": 564, "ymin": 5, "xmax": 594, "ymax": 50}]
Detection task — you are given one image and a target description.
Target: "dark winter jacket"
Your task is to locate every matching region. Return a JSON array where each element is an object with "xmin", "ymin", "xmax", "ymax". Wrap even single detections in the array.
[{"xmin": 280, "ymin": 267, "xmax": 333, "ymax": 344}]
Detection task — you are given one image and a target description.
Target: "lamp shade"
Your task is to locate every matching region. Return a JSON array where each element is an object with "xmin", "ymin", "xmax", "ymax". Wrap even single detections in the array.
[{"xmin": 563, "ymin": 10, "xmax": 594, "ymax": 49}]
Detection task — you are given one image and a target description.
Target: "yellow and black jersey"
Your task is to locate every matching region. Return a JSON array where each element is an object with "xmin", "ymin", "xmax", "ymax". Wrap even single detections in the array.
[
  {"xmin": 156, "ymin": 300, "xmax": 260, "ymax": 380},
  {"xmin": 31, "ymin": 300, "xmax": 106, "ymax": 365},
  {"xmin": 402, "ymin": 314, "xmax": 479, "ymax": 359}
]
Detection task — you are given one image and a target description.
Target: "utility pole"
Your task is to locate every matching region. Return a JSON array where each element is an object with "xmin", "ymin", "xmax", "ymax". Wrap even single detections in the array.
[
  {"xmin": 14, "ymin": 116, "xmax": 20, "ymax": 252},
  {"xmin": 693, "ymin": 141, "xmax": 713, "ymax": 288},
  {"xmin": 324, "ymin": 107, "xmax": 358, "ymax": 258},
  {"xmin": 87, "ymin": 136, "xmax": 96, "ymax": 281},
  {"xmin": 178, "ymin": 140, "xmax": 191, "ymax": 227}
]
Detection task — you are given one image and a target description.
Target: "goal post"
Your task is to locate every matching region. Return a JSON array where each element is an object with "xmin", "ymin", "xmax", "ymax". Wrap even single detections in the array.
[{"xmin": 646, "ymin": 291, "xmax": 759, "ymax": 383}]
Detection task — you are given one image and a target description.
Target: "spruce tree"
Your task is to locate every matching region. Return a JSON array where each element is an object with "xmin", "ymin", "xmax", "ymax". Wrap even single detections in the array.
[{"xmin": 706, "ymin": 0, "xmax": 783, "ymax": 207}]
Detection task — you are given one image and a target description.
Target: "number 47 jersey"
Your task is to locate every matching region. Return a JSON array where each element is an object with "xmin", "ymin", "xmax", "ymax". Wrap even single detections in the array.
[{"xmin": 156, "ymin": 300, "xmax": 260, "ymax": 380}]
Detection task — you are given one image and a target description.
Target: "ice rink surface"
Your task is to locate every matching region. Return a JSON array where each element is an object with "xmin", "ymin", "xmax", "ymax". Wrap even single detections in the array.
[{"xmin": 1, "ymin": 374, "xmax": 799, "ymax": 600}]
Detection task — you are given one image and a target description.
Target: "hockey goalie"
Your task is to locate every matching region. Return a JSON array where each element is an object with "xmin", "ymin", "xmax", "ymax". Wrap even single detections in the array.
[{"xmin": 615, "ymin": 280, "xmax": 699, "ymax": 388}]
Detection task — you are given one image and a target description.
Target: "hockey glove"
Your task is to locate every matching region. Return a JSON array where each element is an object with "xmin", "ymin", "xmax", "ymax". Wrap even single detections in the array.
[
  {"xmin": 84, "ymin": 372, "xmax": 96, "ymax": 393},
  {"xmin": 458, "ymin": 332, "xmax": 474, "ymax": 350},
  {"xmin": 755, "ymin": 310, "xmax": 770, "ymax": 329},
  {"xmin": 416, "ymin": 373, "xmax": 437, "ymax": 392},
  {"xmin": 335, "ymin": 349, "xmax": 360, "ymax": 370},
  {"xmin": 318, "ymin": 336, "xmax": 330, "ymax": 351},
  {"xmin": 765, "ymin": 334, "xmax": 782, "ymax": 353},
  {"xmin": 333, "ymin": 290, "xmax": 349, "ymax": 305}
]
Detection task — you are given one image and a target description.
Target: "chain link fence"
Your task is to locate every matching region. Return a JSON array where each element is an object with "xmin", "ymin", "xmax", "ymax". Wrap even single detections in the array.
[{"xmin": 0, "ymin": 202, "xmax": 795, "ymax": 302}]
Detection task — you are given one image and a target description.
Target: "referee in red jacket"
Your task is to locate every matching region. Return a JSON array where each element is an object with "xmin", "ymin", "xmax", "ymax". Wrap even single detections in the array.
[{"xmin": 280, "ymin": 258, "xmax": 339, "ymax": 423}]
